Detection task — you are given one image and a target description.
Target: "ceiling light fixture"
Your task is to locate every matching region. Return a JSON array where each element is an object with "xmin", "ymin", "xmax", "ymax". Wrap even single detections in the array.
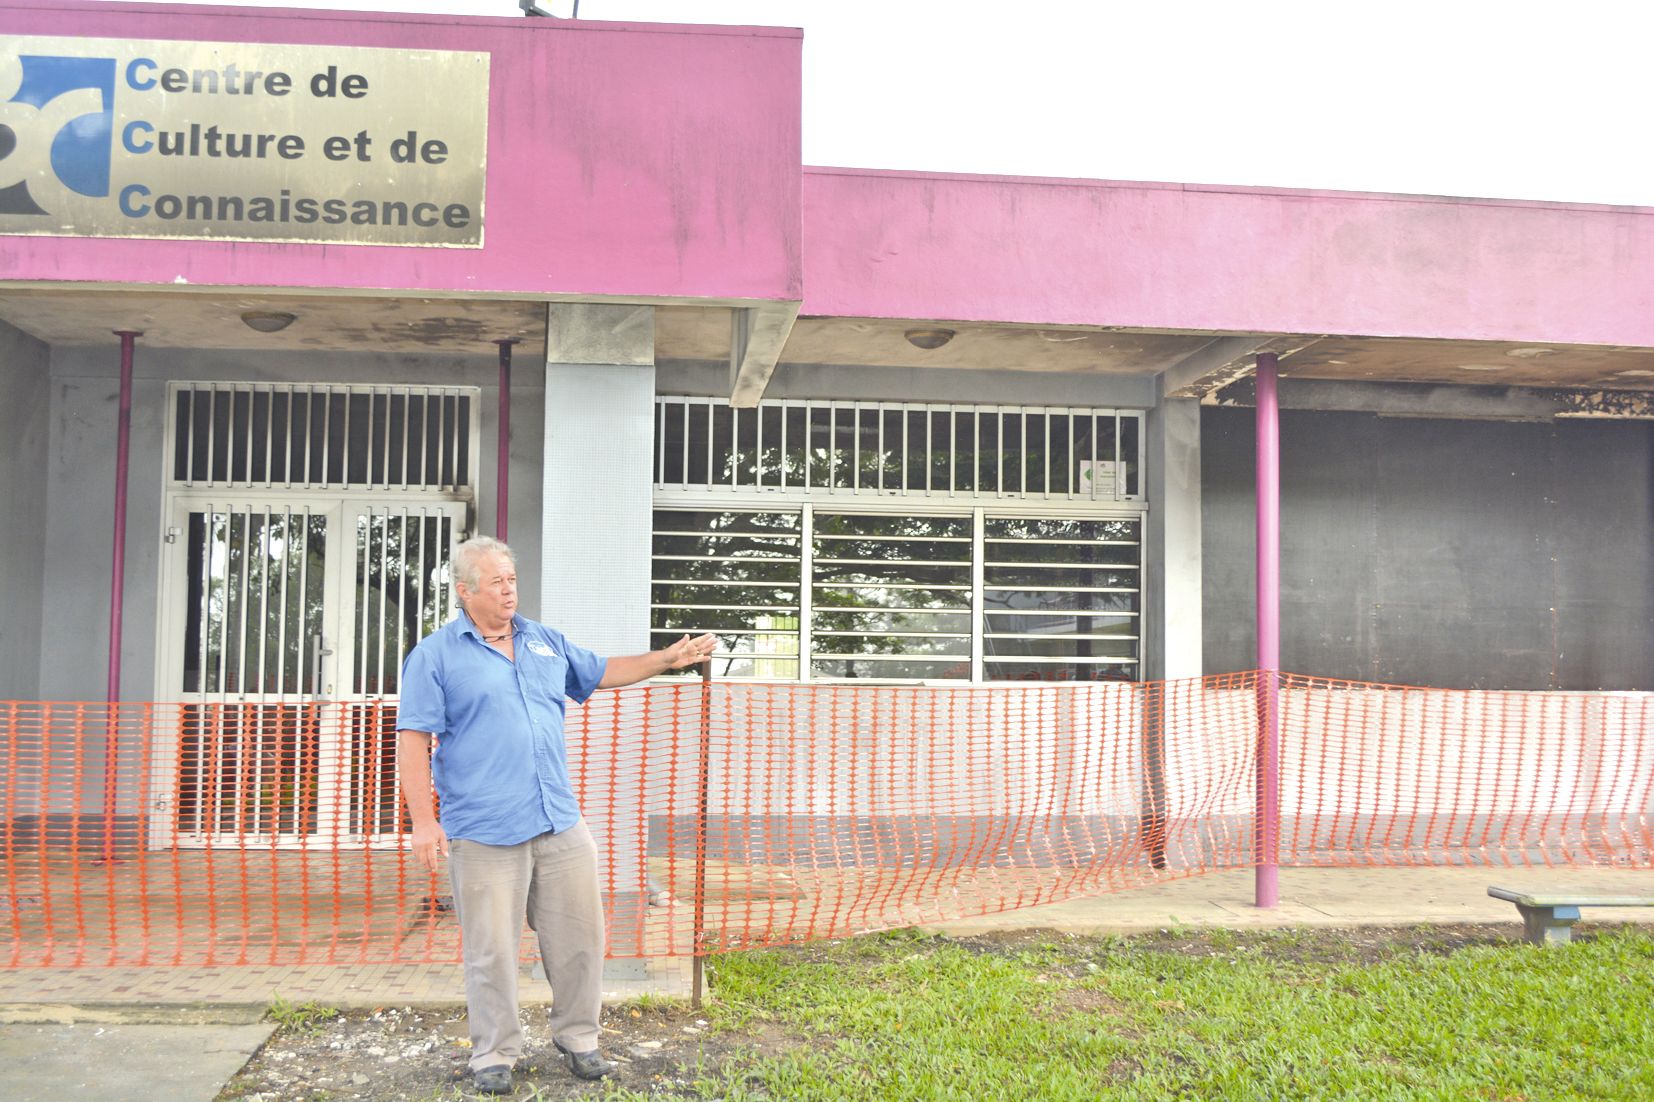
[
  {"xmin": 240, "ymin": 310, "xmax": 297, "ymax": 333},
  {"xmin": 904, "ymin": 327, "xmax": 955, "ymax": 350}
]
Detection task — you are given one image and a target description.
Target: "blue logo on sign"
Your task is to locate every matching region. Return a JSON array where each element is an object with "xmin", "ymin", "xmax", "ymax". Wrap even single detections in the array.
[{"xmin": 0, "ymin": 54, "xmax": 116, "ymax": 215}]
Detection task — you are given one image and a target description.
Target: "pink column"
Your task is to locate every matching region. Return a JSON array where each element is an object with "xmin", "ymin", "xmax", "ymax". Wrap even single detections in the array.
[
  {"xmin": 104, "ymin": 329, "xmax": 140, "ymax": 863},
  {"xmin": 1255, "ymin": 352, "xmax": 1281, "ymax": 908},
  {"xmin": 494, "ymin": 339, "xmax": 517, "ymax": 541},
  {"xmin": 106, "ymin": 331, "xmax": 140, "ymax": 703}
]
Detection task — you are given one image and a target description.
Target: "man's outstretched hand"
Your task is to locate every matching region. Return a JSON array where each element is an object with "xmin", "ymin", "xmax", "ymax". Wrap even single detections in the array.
[
  {"xmin": 600, "ymin": 633, "xmax": 720, "ymax": 688},
  {"xmin": 661, "ymin": 633, "xmax": 718, "ymax": 670}
]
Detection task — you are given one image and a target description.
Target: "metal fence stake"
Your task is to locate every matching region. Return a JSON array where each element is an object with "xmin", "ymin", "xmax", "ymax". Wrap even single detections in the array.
[{"xmin": 692, "ymin": 661, "xmax": 712, "ymax": 1009}]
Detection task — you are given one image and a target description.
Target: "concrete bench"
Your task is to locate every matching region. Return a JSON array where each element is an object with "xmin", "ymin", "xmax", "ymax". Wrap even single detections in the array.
[{"xmin": 1487, "ymin": 886, "xmax": 1654, "ymax": 945}]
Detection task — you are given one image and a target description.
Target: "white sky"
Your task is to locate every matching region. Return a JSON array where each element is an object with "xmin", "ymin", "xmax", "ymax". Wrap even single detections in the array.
[{"xmin": 153, "ymin": 0, "xmax": 1654, "ymax": 206}]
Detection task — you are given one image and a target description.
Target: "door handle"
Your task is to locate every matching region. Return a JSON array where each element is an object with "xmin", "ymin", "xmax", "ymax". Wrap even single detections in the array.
[{"xmin": 312, "ymin": 634, "xmax": 336, "ymax": 699}]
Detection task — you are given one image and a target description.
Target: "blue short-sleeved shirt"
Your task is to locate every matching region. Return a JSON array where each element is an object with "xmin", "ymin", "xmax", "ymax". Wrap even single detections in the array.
[{"xmin": 397, "ymin": 611, "xmax": 607, "ymax": 846}]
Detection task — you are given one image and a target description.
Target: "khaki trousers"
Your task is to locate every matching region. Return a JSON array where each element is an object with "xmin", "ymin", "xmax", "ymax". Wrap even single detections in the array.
[{"xmin": 447, "ymin": 820, "xmax": 606, "ymax": 1071}]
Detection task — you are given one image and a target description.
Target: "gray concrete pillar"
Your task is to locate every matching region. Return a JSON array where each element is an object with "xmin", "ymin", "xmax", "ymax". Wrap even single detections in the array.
[
  {"xmin": 541, "ymin": 303, "xmax": 656, "ymax": 652},
  {"xmin": 1140, "ymin": 382, "xmax": 1203, "ymax": 869},
  {"xmin": 539, "ymin": 302, "xmax": 657, "ymax": 978},
  {"xmin": 1144, "ymin": 382, "xmax": 1203, "ymax": 681}
]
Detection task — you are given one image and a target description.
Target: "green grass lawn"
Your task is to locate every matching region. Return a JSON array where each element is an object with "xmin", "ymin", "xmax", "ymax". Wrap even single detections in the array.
[{"xmin": 610, "ymin": 925, "xmax": 1653, "ymax": 1101}]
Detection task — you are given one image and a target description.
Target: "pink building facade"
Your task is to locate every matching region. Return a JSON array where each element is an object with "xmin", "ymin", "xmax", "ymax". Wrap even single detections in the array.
[
  {"xmin": 2, "ymin": 3, "xmax": 1651, "ymax": 874},
  {"xmin": 5, "ymin": 1, "xmax": 1652, "ymax": 695}
]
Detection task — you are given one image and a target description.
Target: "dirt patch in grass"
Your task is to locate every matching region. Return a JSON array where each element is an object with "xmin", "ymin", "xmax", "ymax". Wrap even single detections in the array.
[
  {"xmin": 1041, "ymin": 983, "xmax": 1129, "ymax": 1019},
  {"xmin": 220, "ymin": 997, "xmax": 791, "ymax": 1101},
  {"xmin": 218, "ymin": 923, "xmax": 1642, "ymax": 1100}
]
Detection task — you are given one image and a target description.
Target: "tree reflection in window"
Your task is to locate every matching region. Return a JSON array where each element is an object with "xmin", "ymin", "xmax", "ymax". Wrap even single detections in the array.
[
  {"xmin": 650, "ymin": 509, "xmax": 1141, "ymax": 682},
  {"xmin": 651, "ymin": 510, "xmax": 802, "ymax": 678},
  {"xmin": 983, "ymin": 516, "xmax": 1140, "ymax": 682},
  {"xmin": 812, "ymin": 512, "xmax": 972, "ymax": 680}
]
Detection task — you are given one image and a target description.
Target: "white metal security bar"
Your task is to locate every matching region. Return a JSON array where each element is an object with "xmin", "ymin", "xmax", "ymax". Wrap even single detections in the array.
[
  {"xmin": 654, "ymin": 397, "xmax": 1143, "ymax": 502},
  {"xmin": 168, "ymin": 382, "xmax": 481, "ymax": 495}
]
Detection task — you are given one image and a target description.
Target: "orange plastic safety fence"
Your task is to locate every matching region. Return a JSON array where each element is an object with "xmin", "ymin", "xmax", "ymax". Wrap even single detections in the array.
[
  {"xmin": 2, "ymin": 675, "xmax": 1649, "ymax": 968},
  {"xmin": 1276, "ymin": 674, "xmax": 1654, "ymax": 868}
]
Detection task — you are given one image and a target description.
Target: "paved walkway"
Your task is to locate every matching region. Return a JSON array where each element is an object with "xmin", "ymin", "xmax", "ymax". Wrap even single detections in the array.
[
  {"xmin": 2, "ymin": 867, "xmax": 1650, "ymax": 1101},
  {"xmin": 922, "ymin": 865, "xmax": 1654, "ymax": 935},
  {"xmin": 0, "ymin": 1014, "xmax": 275, "ymax": 1102}
]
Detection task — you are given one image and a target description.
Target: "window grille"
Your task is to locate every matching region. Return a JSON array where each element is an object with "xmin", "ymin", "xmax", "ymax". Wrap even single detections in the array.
[
  {"xmin": 349, "ymin": 509, "xmax": 460, "ymax": 697},
  {"xmin": 811, "ymin": 512, "xmax": 973, "ymax": 680},
  {"xmin": 168, "ymin": 382, "xmax": 479, "ymax": 493},
  {"xmin": 654, "ymin": 397, "xmax": 1142, "ymax": 501},
  {"xmin": 651, "ymin": 510, "xmax": 803, "ymax": 679},
  {"xmin": 980, "ymin": 516, "xmax": 1141, "ymax": 682},
  {"xmin": 651, "ymin": 507, "xmax": 1141, "ymax": 683},
  {"xmin": 651, "ymin": 396, "xmax": 1145, "ymax": 683},
  {"xmin": 180, "ymin": 505, "xmax": 328, "ymax": 696}
]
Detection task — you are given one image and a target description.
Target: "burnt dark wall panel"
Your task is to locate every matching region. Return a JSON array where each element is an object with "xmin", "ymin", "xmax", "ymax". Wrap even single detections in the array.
[
  {"xmin": 1549, "ymin": 421, "xmax": 1654, "ymax": 685},
  {"xmin": 1370, "ymin": 418, "xmax": 1558, "ymax": 687},
  {"xmin": 1202, "ymin": 407, "xmax": 1654, "ymax": 690}
]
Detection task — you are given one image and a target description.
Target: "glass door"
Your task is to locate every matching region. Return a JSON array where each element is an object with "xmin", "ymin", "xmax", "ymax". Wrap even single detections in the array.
[
  {"xmin": 339, "ymin": 502, "xmax": 464, "ymax": 844},
  {"xmin": 157, "ymin": 500, "xmax": 343, "ymax": 847},
  {"xmin": 155, "ymin": 498, "xmax": 464, "ymax": 847}
]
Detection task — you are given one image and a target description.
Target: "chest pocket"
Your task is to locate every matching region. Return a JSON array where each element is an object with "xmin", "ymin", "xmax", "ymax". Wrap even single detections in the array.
[{"xmin": 519, "ymin": 638, "xmax": 570, "ymax": 705}]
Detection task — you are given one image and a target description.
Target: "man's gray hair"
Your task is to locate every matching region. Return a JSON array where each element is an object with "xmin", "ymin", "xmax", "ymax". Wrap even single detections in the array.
[{"xmin": 453, "ymin": 535, "xmax": 517, "ymax": 591}]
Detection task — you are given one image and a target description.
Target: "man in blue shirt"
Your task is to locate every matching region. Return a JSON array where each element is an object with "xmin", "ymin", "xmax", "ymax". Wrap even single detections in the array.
[{"xmin": 397, "ymin": 535, "xmax": 714, "ymax": 1094}]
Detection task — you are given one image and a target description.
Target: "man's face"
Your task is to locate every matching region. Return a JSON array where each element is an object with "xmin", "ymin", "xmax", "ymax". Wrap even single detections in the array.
[{"xmin": 458, "ymin": 551, "xmax": 517, "ymax": 627}]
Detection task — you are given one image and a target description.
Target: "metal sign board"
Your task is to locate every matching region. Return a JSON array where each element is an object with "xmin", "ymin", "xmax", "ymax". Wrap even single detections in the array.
[{"xmin": 0, "ymin": 36, "xmax": 489, "ymax": 247}]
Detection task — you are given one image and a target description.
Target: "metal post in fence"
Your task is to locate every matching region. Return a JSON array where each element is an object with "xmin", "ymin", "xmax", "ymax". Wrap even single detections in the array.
[
  {"xmin": 1139, "ymin": 679, "xmax": 1168, "ymax": 869},
  {"xmin": 691, "ymin": 660, "xmax": 712, "ymax": 1009},
  {"xmin": 1254, "ymin": 352, "xmax": 1281, "ymax": 908}
]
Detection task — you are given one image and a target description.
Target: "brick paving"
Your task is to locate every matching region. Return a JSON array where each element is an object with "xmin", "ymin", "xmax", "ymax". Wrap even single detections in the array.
[{"xmin": 0, "ymin": 957, "xmax": 693, "ymax": 1009}]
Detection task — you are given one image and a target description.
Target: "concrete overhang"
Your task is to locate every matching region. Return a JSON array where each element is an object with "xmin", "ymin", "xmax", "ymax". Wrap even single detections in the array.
[{"xmin": 2, "ymin": 289, "xmax": 1651, "ymax": 420}]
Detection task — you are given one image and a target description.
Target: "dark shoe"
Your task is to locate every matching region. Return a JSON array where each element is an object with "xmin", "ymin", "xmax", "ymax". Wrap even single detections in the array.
[
  {"xmin": 554, "ymin": 1038, "xmax": 616, "ymax": 1081},
  {"xmin": 473, "ymin": 1064, "xmax": 512, "ymax": 1094}
]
